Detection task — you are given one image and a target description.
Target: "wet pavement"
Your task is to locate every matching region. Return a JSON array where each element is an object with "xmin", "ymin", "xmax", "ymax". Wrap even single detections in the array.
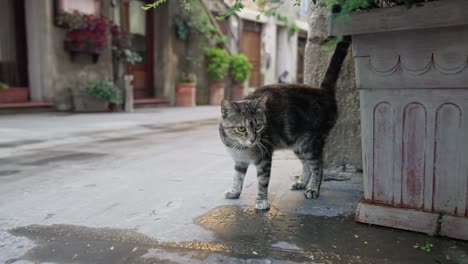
[{"xmin": 0, "ymin": 108, "xmax": 467, "ymax": 263}]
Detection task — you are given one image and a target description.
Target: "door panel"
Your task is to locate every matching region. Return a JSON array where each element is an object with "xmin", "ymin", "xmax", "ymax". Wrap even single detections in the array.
[
  {"xmin": 123, "ymin": 0, "xmax": 154, "ymax": 99},
  {"xmin": 0, "ymin": 0, "xmax": 28, "ymax": 88},
  {"xmin": 297, "ymin": 34, "xmax": 306, "ymax": 83},
  {"xmin": 242, "ymin": 21, "xmax": 261, "ymax": 88}
]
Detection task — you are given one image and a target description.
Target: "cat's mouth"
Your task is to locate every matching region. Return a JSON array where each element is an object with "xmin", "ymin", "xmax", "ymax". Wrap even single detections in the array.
[{"xmin": 241, "ymin": 140, "xmax": 258, "ymax": 148}]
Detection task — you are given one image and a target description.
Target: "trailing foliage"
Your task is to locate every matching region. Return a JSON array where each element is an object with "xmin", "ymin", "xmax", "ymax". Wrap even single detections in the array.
[
  {"xmin": 110, "ymin": 24, "xmax": 142, "ymax": 64},
  {"xmin": 229, "ymin": 54, "xmax": 253, "ymax": 83},
  {"xmin": 174, "ymin": 1, "xmax": 226, "ymax": 46},
  {"xmin": 205, "ymin": 48, "xmax": 230, "ymax": 81},
  {"xmin": 143, "ymin": 0, "xmax": 193, "ymax": 10},
  {"xmin": 86, "ymin": 80, "xmax": 121, "ymax": 103}
]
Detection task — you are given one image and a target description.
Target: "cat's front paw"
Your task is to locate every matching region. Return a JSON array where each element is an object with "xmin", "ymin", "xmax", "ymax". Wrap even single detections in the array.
[
  {"xmin": 255, "ymin": 199, "xmax": 270, "ymax": 210},
  {"xmin": 304, "ymin": 189, "xmax": 319, "ymax": 199},
  {"xmin": 290, "ymin": 180, "xmax": 306, "ymax": 190},
  {"xmin": 225, "ymin": 190, "xmax": 241, "ymax": 199}
]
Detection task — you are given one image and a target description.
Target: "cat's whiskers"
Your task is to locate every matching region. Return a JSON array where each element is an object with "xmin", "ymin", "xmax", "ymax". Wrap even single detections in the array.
[
  {"xmin": 257, "ymin": 141, "xmax": 270, "ymax": 158},
  {"xmin": 261, "ymin": 138, "xmax": 274, "ymax": 148}
]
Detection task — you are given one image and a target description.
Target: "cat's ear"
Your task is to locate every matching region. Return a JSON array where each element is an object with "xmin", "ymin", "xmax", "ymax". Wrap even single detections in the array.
[
  {"xmin": 253, "ymin": 96, "xmax": 268, "ymax": 111},
  {"xmin": 221, "ymin": 99, "xmax": 234, "ymax": 118}
]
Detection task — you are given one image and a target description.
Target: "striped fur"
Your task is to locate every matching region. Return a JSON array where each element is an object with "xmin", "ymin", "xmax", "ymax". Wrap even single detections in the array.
[{"xmin": 219, "ymin": 41, "xmax": 350, "ymax": 210}]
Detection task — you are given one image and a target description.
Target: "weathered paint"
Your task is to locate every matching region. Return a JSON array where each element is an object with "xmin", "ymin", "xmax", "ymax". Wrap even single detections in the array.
[
  {"xmin": 347, "ymin": 2, "xmax": 468, "ymax": 240},
  {"xmin": 441, "ymin": 215, "xmax": 468, "ymax": 241},
  {"xmin": 372, "ymin": 102, "xmax": 395, "ymax": 204},
  {"xmin": 402, "ymin": 103, "xmax": 426, "ymax": 209},
  {"xmin": 433, "ymin": 104, "xmax": 462, "ymax": 214},
  {"xmin": 356, "ymin": 201, "xmax": 439, "ymax": 235}
]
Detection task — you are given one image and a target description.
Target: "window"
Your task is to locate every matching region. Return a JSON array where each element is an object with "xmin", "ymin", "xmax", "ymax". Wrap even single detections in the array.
[{"xmin": 56, "ymin": 0, "xmax": 101, "ymax": 15}]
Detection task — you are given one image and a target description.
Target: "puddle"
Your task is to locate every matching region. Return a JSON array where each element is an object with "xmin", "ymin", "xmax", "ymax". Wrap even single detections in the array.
[
  {"xmin": 7, "ymin": 206, "xmax": 468, "ymax": 264},
  {"xmin": 8, "ymin": 224, "xmax": 320, "ymax": 264},
  {"xmin": 195, "ymin": 205, "xmax": 468, "ymax": 264}
]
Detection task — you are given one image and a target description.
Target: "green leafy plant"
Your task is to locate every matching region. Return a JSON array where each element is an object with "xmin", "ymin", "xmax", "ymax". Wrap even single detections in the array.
[
  {"xmin": 115, "ymin": 48, "xmax": 142, "ymax": 64},
  {"xmin": 111, "ymin": 23, "xmax": 142, "ymax": 64},
  {"xmin": 318, "ymin": 0, "xmax": 435, "ymax": 47},
  {"xmin": 205, "ymin": 48, "xmax": 230, "ymax": 81},
  {"xmin": 174, "ymin": 18, "xmax": 190, "ymax": 40},
  {"xmin": 0, "ymin": 82, "xmax": 9, "ymax": 90},
  {"xmin": 86, "ymin": 80, "xmax": 121, "ymax": 104},
  {"xmin": 178, "ymin": 73, "xmax": 197, "ymax": 83},
  {"xmin": 413, "ymin": 242, "xmax": 434, "ymax": 252},
  {"xmin": 142, "ymin": 0, "xmax": 168, "ymax": 10},
  {"xmin": 229, "ymin": 54, "xmax": 253, "ymax": 84}
]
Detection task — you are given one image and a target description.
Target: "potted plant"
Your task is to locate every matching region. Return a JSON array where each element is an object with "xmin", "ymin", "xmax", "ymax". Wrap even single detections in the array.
[
  {"xmin": 205, "ymin": 48, "xmax": 230, "ymax": 105},
  {"xmin": 328, "ymin": 0, "xmax": 468, "ymax": 240},
  {"xmin": 229, "ymin": 54, "xmax": 253, "ymax": 101},
  {"xmin": 111, "ymin": 23, "xmax": 142, "ymax": 80},
  {"xmin": 0, "ymin": 82, "xmax": 29, "ymax": 104},
  {"xmin": 175, "ymin": 73, "xmax": 197, "ymax": 107},
  {"xmin": 58, "ymin": 11, "xmax": 109, "ymax": 63},
  {"xmin": 73, "ymin": 80, "xmax": 121, "ymax": 112}
]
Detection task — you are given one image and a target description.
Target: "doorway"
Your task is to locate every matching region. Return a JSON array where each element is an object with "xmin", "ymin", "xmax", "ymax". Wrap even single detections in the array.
[
  {"xmin": 0, "ymin": 0, "xmax": 29, "ymax": 103},
  {"xmin": 122, "ymin": 0, "xmax": 154, "ymax": 99},
  {"xmin": 297, "ymin": 31, "xmax": 307, "ymax": 83},
  {"xmin": 241, "ymin": 20, "xmax": 262, "ymax": 88}
]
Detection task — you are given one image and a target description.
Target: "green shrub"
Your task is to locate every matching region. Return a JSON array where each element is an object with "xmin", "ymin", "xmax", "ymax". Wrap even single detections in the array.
[
  {"xmin": 0, "ymin": 82, "xmax": 9, "ymax": 90},
  {"xmin": 204, "ymin": 48, "xmax": 230, "ymax": 81},
  {"xmin": 229, "ymin": 54, "xmax": 253, "ymax": 84},
  {"xmin": 86, "ymin": 80, "xmax": 121, "ymax": 104}
]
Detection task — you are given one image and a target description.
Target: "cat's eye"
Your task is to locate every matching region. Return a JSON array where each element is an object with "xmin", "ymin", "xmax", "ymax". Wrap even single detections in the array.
[
  {"xmin": 237, "ymin": 126, "xmax": 246, "ymax": 132},
  {"xmin": 255, "ymin": 124, "xmax": 263, "ymax": 130}
]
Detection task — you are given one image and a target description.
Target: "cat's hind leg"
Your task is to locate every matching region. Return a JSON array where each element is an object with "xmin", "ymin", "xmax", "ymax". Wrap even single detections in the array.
[
  {"xmin": 225, "ymin": 162, "xmax": 249, "ymax": 199},
  {"xmin": 292, "ymin": 137, "xmax": 325, "ymax": 199},
  {"xmin": 290, "ymin": 156, "xmax": 311, "ymax": 190},
  {"xmin": 304, "ymin": 159, "xmax": 323, "ymax": 199}
]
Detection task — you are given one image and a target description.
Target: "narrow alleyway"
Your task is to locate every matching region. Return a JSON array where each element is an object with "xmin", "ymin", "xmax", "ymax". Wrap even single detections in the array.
[{"xmin": 0, "ymin": 107, "xmax": 467, "ymax": 264}]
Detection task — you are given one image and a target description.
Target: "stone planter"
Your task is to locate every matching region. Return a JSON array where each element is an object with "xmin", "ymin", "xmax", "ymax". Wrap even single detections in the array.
[
  {"xmin": 231, "ymin": 83, "xmax": 245, "ymax": 101},
  {"xmin": 175, "ymin": 82, "xmax": 196, "ymax": 107},
  {"xmin": 209, "ymin": 82, "xmax": 225, "ymax": 105},
  {"xmin": 0, "ymin": 88, "xmax": 29, "ymax": 103},
  {"xmin": 72, "ymin": 92, "xmax": 109, "ymax": 113},
  {"xmin": 330, "ymin": 0, "xmax": 468, "ymax": 240}
]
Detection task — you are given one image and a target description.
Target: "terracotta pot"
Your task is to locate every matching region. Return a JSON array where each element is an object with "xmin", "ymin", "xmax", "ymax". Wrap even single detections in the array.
[
  {"xmin": 231, "ymin": 84, "xmax": 245, "ymax": 101},
  {"xmin": 0, "ymin": 87, "xmax": 29, "ymax": 104},
  {"xmin": 209, "ymin": 82, "xmax": 225, "ymax": 105},
  {"xmin": 175, "ymin": 82, "xmax": 196, "ymax": 107}
]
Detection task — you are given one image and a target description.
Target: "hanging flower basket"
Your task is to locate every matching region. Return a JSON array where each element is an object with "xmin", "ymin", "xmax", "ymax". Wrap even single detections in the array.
[
  {"xmin": 64, "ymin": 40, "xmax": 106, "ymax": 63},
  {"xmin": 58, "ymin": 12, "xmax": 109, "ymax": 63}
]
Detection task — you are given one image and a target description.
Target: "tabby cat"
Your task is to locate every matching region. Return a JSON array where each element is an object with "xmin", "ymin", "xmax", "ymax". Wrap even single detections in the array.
[{"xmin": 219, "ymin": 40, "xmax": 350, "ymax": 210}]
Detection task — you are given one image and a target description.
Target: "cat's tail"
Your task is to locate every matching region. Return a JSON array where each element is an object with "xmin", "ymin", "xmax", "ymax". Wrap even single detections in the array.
[{"xmin": 319, "ymin": 37, "xmax": 351, "ymax": 97}]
